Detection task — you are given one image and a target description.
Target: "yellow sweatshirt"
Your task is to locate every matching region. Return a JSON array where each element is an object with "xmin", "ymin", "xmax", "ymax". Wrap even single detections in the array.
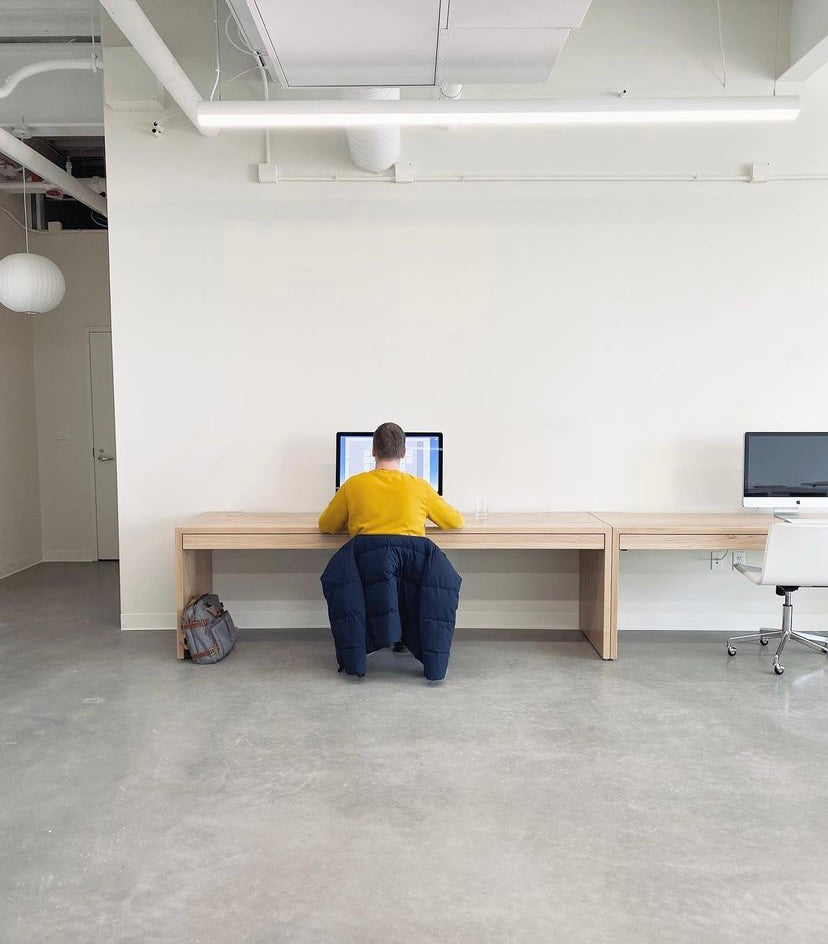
[{"xmin": 318, "ymin": 469, "xmax": 464, "ymax": 537}]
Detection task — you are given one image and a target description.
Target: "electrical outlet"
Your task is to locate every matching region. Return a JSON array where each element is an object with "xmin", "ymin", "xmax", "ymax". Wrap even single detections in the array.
[
  {"xmin": 709, "ymin": 551, "xmax": 727, "ymax": 571},
  {"xmin": 732, "ymin": 551, "xmax": 746, "ymax": 568}
]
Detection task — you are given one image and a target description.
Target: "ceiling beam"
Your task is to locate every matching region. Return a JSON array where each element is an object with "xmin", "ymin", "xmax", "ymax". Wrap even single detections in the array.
[
  {"xmin": 0, "ymin": 126, "xmax": 107, "ymax": 216},
  {"xmin": 98, "ymin": 0, "xmax": 217, "ymax": 137}
]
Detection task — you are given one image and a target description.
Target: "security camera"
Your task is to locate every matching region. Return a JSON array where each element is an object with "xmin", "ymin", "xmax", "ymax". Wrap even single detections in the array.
[{"xmin": 151, "ymin": 121, "xmax": 164, "ymax": 137}]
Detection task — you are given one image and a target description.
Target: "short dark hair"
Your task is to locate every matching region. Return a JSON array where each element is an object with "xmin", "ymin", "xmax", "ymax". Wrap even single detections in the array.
[{"xmin": 373, "ymin": 422, "xmax": 405, "ymax": 460}]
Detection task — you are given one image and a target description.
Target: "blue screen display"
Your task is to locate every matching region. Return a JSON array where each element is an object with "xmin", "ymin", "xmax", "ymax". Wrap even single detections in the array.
[{"xmin": 337, "ymin": 433, "xmax": 442, "ymax": 492}]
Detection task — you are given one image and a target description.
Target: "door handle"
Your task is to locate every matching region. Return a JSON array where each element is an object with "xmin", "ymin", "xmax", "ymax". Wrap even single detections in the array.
[{"xmin": 96, "ymin": 449, "xmax": 115, "ymax": 462}]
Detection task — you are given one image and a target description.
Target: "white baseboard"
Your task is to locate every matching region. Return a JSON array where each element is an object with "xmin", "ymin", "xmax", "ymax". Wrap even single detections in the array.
[
  {"xmin": 195, "ymin": 600, "xmax": 578, "ymax": 631},
  {"xmin": 42, "ymin": 549, "xmax": 98, "ymax": 562},
  {"xmin": 121, "ymin": 612, "xmax": 177, "ymax": 631},
  {"xmin": 0, "ymin": 553, "xmax": 42, "ymax": 580},
  {"xmin": 119, "ymin": 601, "xmax": 580, "ymax": 633}
]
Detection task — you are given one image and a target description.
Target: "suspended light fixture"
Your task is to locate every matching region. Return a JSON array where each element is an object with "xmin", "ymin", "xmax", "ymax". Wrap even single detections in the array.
[
  {"xmin": 197, "ymin": 95, "xmax": 800, "ymax": 130},
  {"xmin": 0, "ymin": 168, "xmax": 65, "ymax": 314}
]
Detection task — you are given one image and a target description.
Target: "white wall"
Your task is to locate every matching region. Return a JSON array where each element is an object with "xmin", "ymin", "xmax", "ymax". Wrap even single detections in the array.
[
  {"xmin": 31, "ymin": 232, "xmax": 111, "ymax": 560},
  {"xmin": 102, "ymin": 0, "xmax": 828, "ymax": 633},
  {"xmin": 0, "ymin": 198, "xmax": 41, "ymax": 577},
  {"xmin": 0, "ymin": 196, "xmax": 111, "ymax": 570}
]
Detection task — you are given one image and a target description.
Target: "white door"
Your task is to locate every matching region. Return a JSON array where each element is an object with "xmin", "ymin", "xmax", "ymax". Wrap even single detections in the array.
[{"xmin": 89, "ymin": 331, "xmax": 119, "ymax": 560}]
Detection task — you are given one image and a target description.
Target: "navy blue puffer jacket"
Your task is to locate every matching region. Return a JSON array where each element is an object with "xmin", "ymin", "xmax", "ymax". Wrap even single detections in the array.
[{"xmin": 320, "ymin": 535, "xmax": 462, "ymax": 681}]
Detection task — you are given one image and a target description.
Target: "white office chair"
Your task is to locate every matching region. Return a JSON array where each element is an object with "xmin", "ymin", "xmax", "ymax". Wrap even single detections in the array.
[{"xmin": 727, "ymin": 518, "xmax": 828, "ymax": 674}]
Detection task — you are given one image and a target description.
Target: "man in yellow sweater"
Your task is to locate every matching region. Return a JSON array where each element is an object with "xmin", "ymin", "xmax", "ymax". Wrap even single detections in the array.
[
  {"xmin": 318, "ymin": 422, "xmax": 465, "ymax": 537},
  {"xmin": 319, "ymin": 422, "xmax": 463, "ymax": 656}
]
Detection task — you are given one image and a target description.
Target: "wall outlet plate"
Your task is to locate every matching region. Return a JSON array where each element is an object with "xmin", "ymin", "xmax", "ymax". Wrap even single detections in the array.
[{"xmin": 732, "ymin": 551, "xmax": 747, "ymax": 568}]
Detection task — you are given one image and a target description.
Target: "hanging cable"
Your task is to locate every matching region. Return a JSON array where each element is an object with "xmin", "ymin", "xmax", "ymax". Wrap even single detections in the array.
[
  {"xmin": 209, "ymin": 0, "xmax": 221, "ymax": 100},
  {"xmin": 218, "ymin": 66, "xmax": 260, "ymax": 92},
  {"xmin": 22, "ymin": 166, "xmax": 30, "ymax": 251},
  {"xmin": 220, "ymin": 9, "xmax": 270, "ymax": 160},
  {"xmin": 773, "ymin": 0, "xmax": 782, "ymax": 95},
  {"xmin": 224, "ymin": 13, "xmax": 257, "ymax": 57},
  {"xmin": 715, "ymin": 0, "xmax": 727, "ymax": 88},
  {"xmin": 0, "ymin": 205, "xmax": 47, "ymax": 235}
]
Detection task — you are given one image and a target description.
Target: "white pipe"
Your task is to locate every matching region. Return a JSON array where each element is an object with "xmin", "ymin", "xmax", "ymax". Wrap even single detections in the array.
[
  {"xmin": 0, "ymin": 126, "xmax": 107, "ymax": 215},
  {"xmin": 0, "ymin": 176, "xmax": 105, "ymax": 194},
  {"xmin": 98, "ymin": 0, "xmax": 217, "ymax": 137},
  {"xmin": 1, "ymin": 122, "xmax": 105, "ymax": 130},
  {"xmin": 0, "ymin": 59, "xmax": 102, "ymax": 99},
  {"xmin": 340, "ymin": 88, "xmax": 400, "ymax": 173},
  {"xmin": 257, "ymin": 60, "xmax": 271, "ymax": 165},
  {"xmin": 0, "ymin": 182, "xmax": 54, "ymax": 191},
  {"xmin": 264, "ymin": 171, "xmax": 828, "ymax": 184}
]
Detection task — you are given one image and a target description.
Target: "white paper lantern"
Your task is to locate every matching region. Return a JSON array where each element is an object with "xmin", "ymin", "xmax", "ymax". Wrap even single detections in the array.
[{"xmin": 0, "ymin": 252, "xmax": 65, "ymax": 314}]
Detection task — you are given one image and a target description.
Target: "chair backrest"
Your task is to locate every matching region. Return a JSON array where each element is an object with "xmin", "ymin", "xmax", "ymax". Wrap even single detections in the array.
[{"xmin": 761, "ymin": 519, "xmax": 828, "ymax": 587}]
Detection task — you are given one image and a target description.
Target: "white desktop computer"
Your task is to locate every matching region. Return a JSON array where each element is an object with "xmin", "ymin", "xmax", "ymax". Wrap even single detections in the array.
[{"xmin": 743, "ymin": 432, "xmax": 828, "ymax": 511}]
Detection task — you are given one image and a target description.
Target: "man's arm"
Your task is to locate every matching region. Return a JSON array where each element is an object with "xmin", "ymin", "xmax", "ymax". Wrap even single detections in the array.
[
  {"xmin": 426, "ymin": 486, "xmax": 465, "ymax": 530},
  {"xmin": 318, "ymin": 487, "xmax": 349, "ymax": 533}
]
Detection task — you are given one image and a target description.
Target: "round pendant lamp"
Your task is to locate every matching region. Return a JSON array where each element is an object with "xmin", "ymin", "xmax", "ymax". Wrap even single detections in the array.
[
  {"xmin": 0, "ymin": 252, "xmax": 65, "ymax": 314},
  {"xmin": 0, "ymin": 168, "xmax": 65, "ymax": 314}
]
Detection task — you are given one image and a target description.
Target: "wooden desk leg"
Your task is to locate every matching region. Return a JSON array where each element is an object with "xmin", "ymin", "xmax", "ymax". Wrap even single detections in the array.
[
  {"xmin": 579, "ymin": 545, "xmax": 615, "ymax": 660},
  {"xmin": 609, "ymin": 530, "xmax": 620, "ymax": 660},
  {"xmin": 175, "ymin": 535, "xmax": 213, "ymax": 660}
]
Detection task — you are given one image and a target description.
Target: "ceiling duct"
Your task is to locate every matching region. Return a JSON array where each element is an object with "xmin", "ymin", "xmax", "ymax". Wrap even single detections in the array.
[{"xmin": 340, "ymin": 87, "xmax": 400, "ymax": 173}]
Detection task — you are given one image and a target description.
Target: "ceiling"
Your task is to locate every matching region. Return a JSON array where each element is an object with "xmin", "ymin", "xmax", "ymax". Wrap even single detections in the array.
[
  {"xmin": 0, "ymin": 1, "xmax": 101, "ymax": 40},
  {"xmin": 227, "ymin": 0, "xmax": 595, "ymax": 87}
]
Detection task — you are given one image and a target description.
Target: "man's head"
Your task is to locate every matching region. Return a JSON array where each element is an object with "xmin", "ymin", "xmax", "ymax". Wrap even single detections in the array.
[{"xmin": 373, "ymin": 422, "xmax": 406, "ymax": 462}]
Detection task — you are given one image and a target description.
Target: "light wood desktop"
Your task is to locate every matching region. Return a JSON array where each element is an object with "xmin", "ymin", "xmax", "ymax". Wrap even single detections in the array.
[
  {"xmin": 175, "ymin": 511, "xmax": 775, "ymax": 664},
  {"xmin": 593, "ymin": 513, "xmax": 775, "ymax": 647},
  {"xmin": 175, "ymin": 512, "xmax": 614, "ymax": 662}
]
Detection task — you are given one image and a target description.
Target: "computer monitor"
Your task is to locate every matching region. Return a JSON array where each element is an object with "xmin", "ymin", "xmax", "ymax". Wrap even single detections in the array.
[
  {"xmin": 336, "ymin": 431, "xmax": 443, "ymax": 493},
  {"xmin": 743, "ymin": 432, "xmax": 828, "ymax": 509}
]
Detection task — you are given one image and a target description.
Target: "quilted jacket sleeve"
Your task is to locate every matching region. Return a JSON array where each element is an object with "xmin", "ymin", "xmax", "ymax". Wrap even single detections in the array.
[{"xmin": 320, "ymin": 541, "xmax": 367, "ymax": 677}]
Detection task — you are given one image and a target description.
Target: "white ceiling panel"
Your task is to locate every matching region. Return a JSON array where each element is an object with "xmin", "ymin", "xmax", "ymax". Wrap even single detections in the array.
[
  {"xmin": 437, "ymin": 28, "xmax": 570, "ymax": 84},
  {"xmin": 447, "ymin": 0, "xmax": 593, "ymax": 30},
  {"xmin": 247, "ymin": 0, "xmax": 442, "ymax": 87},
  {"xmin": 0, "ymin": 1, "xmax": 100, "ymax": 38}
]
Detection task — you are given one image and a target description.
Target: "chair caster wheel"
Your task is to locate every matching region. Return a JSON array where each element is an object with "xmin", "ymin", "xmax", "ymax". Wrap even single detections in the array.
[
  {"xmin": 727, "ymin": 645, "xmax": 737, "ymax": 656},
  {"xmin": 773, "ymin": 662, "xmax": 785, "ymax": 675},
  {"xmin": 760, "ymin": 637, "xmax": 769, "ymax": 646}
]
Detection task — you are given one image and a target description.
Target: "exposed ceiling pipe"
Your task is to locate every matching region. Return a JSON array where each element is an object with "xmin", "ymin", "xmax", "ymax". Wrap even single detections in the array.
[
  {"xmin": 0, "ymin": 126, "xmax": 107, "ymax": 216},
  {"xmin": 340, "ymin": 87, "xmax": 400, "ymax": 173},
  {"xmin": 0, "ymin": 177, "xmax": 106, "ymax": 195},
  {"xmin": 97, "ymin": 0, "xmax": 217, "ymax": 137},
  {"xmin": 0, "ymin": 59, "xmax": 103, "ymax": 99}
]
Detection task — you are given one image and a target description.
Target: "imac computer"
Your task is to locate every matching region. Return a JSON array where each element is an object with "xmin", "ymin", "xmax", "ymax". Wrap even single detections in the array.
[
  {"xmin": 336, "ymin": 431, "xmax": 443, "ymax": 493},
  {"xmin": 743, "ymin": 432, "xmax": 828, "ymax": 509}
]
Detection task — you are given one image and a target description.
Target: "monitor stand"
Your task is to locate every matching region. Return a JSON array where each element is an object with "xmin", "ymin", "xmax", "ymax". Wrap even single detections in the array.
[{"xmin": 774, "ymin": 509, "xmax": 828, "ymax": 522}]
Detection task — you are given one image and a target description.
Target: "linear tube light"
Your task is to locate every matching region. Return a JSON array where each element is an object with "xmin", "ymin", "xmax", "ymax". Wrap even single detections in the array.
[{"xmin": 197, "ymin": 96, "xmax": 800, "ymax": 130}]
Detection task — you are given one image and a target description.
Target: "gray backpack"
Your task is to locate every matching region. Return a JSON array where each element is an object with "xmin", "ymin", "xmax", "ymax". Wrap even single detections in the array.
[{"xmin": 181, "ymin": 593, "xmax": 237, "ymax": 664}]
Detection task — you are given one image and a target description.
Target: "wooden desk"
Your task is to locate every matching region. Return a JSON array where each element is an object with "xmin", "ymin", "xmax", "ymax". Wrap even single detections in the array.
[
  {"xmin": 594, "ymin": 513, "xmax": 774, "ymax": 652},
  {"xmin": 175, "ymin": 512, "xmax": 614, "ymax": 661}
]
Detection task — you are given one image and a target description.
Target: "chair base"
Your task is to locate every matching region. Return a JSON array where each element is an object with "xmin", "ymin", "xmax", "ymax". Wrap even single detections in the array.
[
  {"xmin": 726, "ymin": 587, "xmax": 828, "ymax": 674},
  {"xmin": 727, "ymin": 627, "xmax": 828, "ymax": 675}
]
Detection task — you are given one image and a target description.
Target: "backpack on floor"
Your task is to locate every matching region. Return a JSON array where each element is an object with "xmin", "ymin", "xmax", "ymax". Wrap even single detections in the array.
[{"xmin": 181, "ymin": 593, "xmax": 237, "ymax": 664}]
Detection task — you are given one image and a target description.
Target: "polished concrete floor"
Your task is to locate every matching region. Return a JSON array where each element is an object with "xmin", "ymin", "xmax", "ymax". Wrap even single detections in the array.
[{"xmin": 2, "ymin": 563, "xmax": 827, "ymax": 944}]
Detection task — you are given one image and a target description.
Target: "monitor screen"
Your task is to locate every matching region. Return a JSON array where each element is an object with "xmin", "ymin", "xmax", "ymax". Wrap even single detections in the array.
[
  {"xmin": 744, "ymin": 432, "xmax": 828, "ymax": 507},
  {"xmin": 336, "ymin": 431, "xmax": 443, "ymax": 493}
]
